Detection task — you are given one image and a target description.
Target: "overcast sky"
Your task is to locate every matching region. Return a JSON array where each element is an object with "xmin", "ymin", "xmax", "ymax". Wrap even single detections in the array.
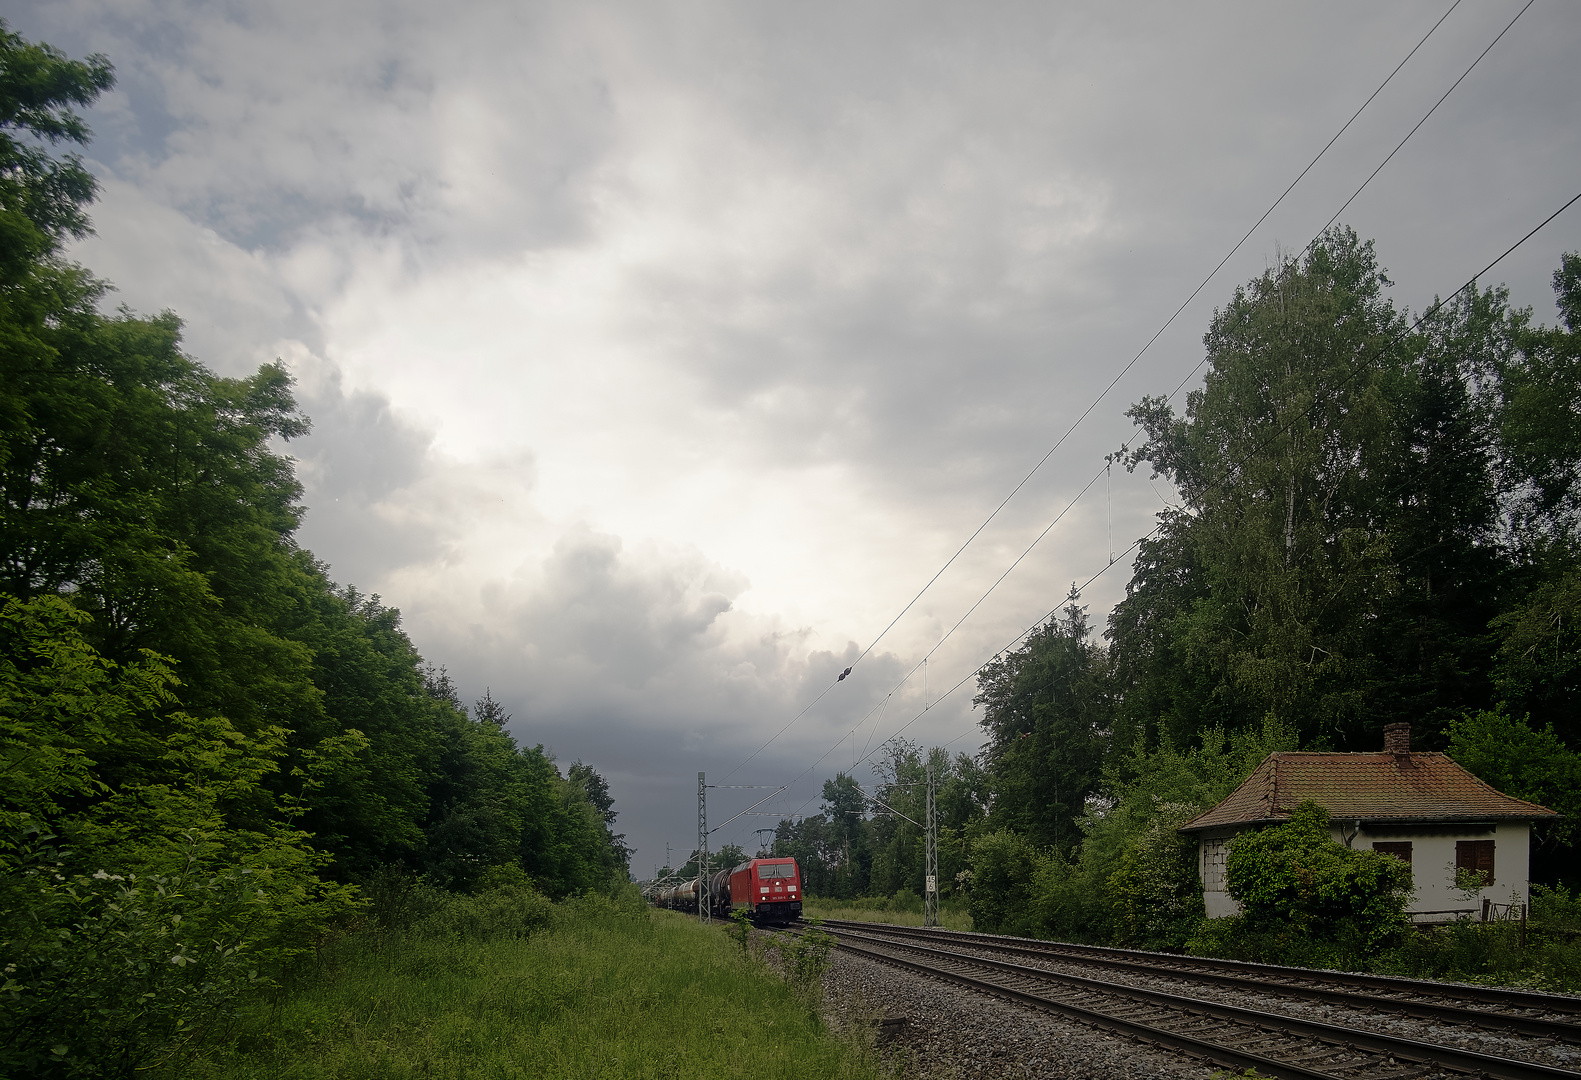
[{"xmin": 14, "ymin": 0, "xmax": 1581, "ymax": 875}]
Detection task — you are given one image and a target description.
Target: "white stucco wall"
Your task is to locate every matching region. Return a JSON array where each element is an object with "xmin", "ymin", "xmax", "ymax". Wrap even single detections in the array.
[
  {"xmin": 1196, "ymin": 821, "xmax": 1534, "ymax": 922},
  {"xmin": 1327, "ymin": 821, "xmax": 1532, "ymax": 919}
]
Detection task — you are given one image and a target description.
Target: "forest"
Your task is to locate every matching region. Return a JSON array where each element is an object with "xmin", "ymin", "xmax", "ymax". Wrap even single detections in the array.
[
  {"xmin": 0, "ymin": 29, "xmax": 631, "ymax": 1077},
  {"xmin": 765, "ymin": 203, "xmax": 1581, "ymax": 961}
]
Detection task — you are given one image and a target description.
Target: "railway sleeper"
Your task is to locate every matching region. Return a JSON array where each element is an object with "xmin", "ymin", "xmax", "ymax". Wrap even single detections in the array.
[
  {"xmin": 827, "ymin": 927, "xmax": 1579, "ymax": 1080},
  {"xmin": 828, "ymin": 921, "xmax": 1581, "ymax": 1021},
  {"xmin": 822, "ymin": 920, "xmax": 1581, "ymax": 1046}
]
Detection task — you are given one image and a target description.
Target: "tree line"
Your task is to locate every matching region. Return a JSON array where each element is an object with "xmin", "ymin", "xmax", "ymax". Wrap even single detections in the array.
[
  {"xmin": 771, "ymin": 229, "xmax": 1581, "ymax": 950},
  {"xmin": 0, "ymin": 28, "xmax": 629, "ymax": 1076}
]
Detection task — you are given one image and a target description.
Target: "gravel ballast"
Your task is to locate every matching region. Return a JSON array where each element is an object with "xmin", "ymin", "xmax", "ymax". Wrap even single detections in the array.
[{"xmin": 822, "ymin": 946, "xmax": 1216, "ymax": 1079}]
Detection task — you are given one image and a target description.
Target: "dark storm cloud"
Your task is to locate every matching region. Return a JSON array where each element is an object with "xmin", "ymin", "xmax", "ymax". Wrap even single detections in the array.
[
  {"xmin": 12, "ymin": 0, "xmax": 1580, "ymax": 871},
  {"xmin": 289, "ymin": 364, "xmax": 451, "ymax": 587}
]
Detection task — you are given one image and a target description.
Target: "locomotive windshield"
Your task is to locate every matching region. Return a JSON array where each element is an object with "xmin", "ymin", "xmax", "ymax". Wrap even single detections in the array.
[{"xmin": 758, "ymin": 863, "xmax": 796, "ymax": 879}]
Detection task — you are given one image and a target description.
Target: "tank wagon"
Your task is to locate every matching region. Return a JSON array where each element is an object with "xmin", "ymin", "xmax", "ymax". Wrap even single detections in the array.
[{"xmin": 652, "ymin": 857, "xmax": 803, "ymax": 925}]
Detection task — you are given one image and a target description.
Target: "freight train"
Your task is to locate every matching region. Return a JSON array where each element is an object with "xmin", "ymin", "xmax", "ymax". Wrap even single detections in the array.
[{"xmin": 652, "ymin": 857, "xmax": 803, "ymax": 925}]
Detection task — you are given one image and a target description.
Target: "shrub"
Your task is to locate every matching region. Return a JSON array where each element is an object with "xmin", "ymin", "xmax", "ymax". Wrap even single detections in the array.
[
  {"xmin": 1225, "ymin": 801, "xmax": 1410, "ymax": 956},
  {"xmin": 1377, "ymin": 884, "xmax": 1581, "ymax": 993},
  {"xmin": 967, "ymin": 830, "xmax": 1041, "ymax": 934},
  {"xmin": 1107, "ymin": 803, "xmax": 1205, "ymax": 950},
  {"xmin": 0, "ymin": 822, "xmax": 346, "ymax": 1079},
  {"xmin": 409, "ymin": 878, "xmax": 553, "ymax": 943}
]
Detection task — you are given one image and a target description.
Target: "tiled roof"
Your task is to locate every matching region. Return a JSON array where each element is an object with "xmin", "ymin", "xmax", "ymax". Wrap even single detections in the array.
[{"xmin": 1178, "ymin": 752, "xmax": 1558, "ymax": 833}]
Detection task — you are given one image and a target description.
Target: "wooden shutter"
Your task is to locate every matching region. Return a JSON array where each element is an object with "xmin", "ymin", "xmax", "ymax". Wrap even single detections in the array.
[
  {"xmin": 1455, "ymin": 839, "xmax": 1495, "ymax": 885},
  {"xmin": 1372, "ymin": 841, "xmax": 1412, "ymax": 864}
]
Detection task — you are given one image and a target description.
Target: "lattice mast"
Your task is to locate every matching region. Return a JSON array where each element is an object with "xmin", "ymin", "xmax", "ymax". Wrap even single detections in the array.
[
  {"xmin": 697, "ymin": 771, "xmax": 710, "ymax": 924},
  {"xmin": 924, "ymin": 759, "xmax": 939, "ymax": 927}
]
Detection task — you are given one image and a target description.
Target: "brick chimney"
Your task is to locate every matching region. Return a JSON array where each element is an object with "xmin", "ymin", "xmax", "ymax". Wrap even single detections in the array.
[{"xmin": 1383, "ymin": 722, "xmax": 1411, "ymax": 756}]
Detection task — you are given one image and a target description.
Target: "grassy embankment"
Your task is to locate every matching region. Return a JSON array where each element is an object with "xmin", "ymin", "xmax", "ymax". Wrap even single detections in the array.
[
  {"xmin": 175, "ymin": 888, "xmax": 889, "ymax": 1079},
  {"xmin": 802, "ymin": 891, "xmax": 974, "ymax": 932}
]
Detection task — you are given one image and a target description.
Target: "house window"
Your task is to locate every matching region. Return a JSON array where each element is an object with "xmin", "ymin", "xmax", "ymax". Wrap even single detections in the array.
[
  {"xmin": 1455, "ymin": 839, "xmax": 1495, "ymax": 885},
  {"xmin": 1373, "ymin": 841, "xmax": 1412, "ymax": 864}
]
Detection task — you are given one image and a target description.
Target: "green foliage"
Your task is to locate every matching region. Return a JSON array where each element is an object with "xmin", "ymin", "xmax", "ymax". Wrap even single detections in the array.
[
  {"xmin": 1118, "ymin": 230, "xmax": 1413, "ymax": 748},
  {"xmin": 1001, "ymin": 717, "xmax": 1295, "ymax": 945},
  {"xmin": 975, "ymin": 588, "xmax": 1106, "ymax": 853},
  {"xmin": 0, "ymin": 595, "xmax": 360, "ymax": 1077},
  {"xmin": 1225, "ymin": 801, "xmax": 1410, "ymax": 954},
  {"xmin": 966, "ymin": 830, "xmax": 1039, "ymax": 935},
  {"xmin": 0, "ymin": 595, "xmax": 181, "ymax": 816},
  {"xmin": 728, "ymin": 905, "xmax": 753, "ymax": 953},
  {"xmin": 1445, "ymin": 708, "xmax": 1581, "ymax": 850},
  {"xmin": 1107, "ymin": 803, "xmax": 1205, "ymax": 951},
  {"xmin": 1491, "ymin": 568, "xmax": 1581, "ymax": 745},
  {"xmin": 0, "ymin": 20, "xmax": 114, "ymax": 279},
  {"xmin": 0, "ymin": 822, "xmax": 353, "ymax": 1080},
  {"xmin": 774, "ymin": 743, "xmax": 985, "ymax": 901},
  {"xmin": 767, "ymin": 920, "xmax": 835, "ymax": 1017},
  {"xmin": 174, "ymin": 904, "xmax": 884, "ymax": 1080},
  {"xmin": 1380, "ymin": 885, "xmax": 1581, "ymax": 993},
  {"xmin": 0, "ymin": 21, "xmax": 633, "ymax": 1074},
  {"xmin": 403, "ymin": 867, "xmax": 553, "ymax": 944}
]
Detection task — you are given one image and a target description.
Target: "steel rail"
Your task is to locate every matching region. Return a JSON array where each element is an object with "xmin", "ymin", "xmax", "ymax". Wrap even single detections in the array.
[
  {"xmin": 825, "ymin": 932, "xmax": 1351, "ymax": 1080},
  {"xmin": 819, "ymin": 920, "xmax": 1581, "ymax": 1043},
  {"xmin": 821, "ymin": 920, "xmax": 1581, "ymax": 1019},
  {"xmin": 823, "ymin": 925, "xmax": 1581, "ymax": 1080}
]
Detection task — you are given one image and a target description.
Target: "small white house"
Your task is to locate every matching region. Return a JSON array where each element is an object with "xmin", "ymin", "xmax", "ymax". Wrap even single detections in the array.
[{"xmin": 1180, "ymin": 723, "xmax": 1558, "ymax": 922}]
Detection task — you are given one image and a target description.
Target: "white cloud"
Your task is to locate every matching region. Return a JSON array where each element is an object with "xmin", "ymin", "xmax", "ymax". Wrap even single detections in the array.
[{"xmin": 17, "ymin": 0, "xmax": 1581, "ymax": 868}]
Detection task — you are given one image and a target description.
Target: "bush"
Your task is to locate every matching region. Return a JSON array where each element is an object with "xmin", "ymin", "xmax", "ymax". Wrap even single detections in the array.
[
  {"xmin": 0, "ymin": 822, "xmax": 346, "ymax": 1080},
  {"xmin": 967, "ymin": 830, "xmax": 1041, "ymax": 934},
  {"xmin": 1376, "ymin": 884, "xmax": 1581, "ymax": 993},
  {"xmin": 410, "ymin": 880, "xmax": 553, "ymax": 943},
  {"xmin": 1107, "ymin": 803, "xmax": 1205, "ymax": 951},
  {"xmin": 358, "ymin": 864, "xmax": 557, "ymax": 944},
  {"xmin": 1217, "ymin": 801, "xmax": 1410, "ymax": 963}
]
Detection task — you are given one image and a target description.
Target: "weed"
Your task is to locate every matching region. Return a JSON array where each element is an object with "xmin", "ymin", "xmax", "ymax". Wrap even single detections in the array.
[
  {"xmin": 169, "ymin": 904, "xmax": 883, "ymax": 1078},
  {"xmin": 728, "ymin": 906, "xmax": 753, "ymax": 954}
]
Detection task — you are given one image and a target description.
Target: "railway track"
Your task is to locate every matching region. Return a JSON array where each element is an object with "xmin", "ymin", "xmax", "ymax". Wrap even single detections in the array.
[{"xmin": 808, "ymin": 920, "xmax": 1581, "ymax": 1080}]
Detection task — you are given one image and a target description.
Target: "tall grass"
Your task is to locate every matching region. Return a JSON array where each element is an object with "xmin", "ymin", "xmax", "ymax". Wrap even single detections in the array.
[
  {"xmin": 1186, "ymin": 885, "xmax": 1581, "ymax": 993},
  {"xmin": 802, "ymin": 890, "xmax": 974, "ymax": 932},
  {"xmin": 174, "ymin": 884, "xmax": 889, "ymax": 1079},
  {"xmin": 1376, "ymin": 885, "xmax": 1581, "ymax": 994}
]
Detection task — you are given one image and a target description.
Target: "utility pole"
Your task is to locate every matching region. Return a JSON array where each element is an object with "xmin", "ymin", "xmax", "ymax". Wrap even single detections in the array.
[
  {"xmin": 924, "ymin": 759, "xmax": 939, "ymax": 927},
  {"xmin": 697, "ymin": 772, "xmax": 710, "ymax": 924}
]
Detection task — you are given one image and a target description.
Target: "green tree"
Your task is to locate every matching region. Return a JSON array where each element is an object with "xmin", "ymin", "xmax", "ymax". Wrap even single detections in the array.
[
  {"xmin": 0, "ymin": 597, "xmax": 359, "ymax": 1080},
  {"xmin": 1120, "ymin": 229, "xmax": 1409, "ymax": 748},
  {"xmin": 966, "ymin": 830, "xmax": 1040, "ymax": 934},
  {"xmin": 976, "ymin": 586, "xmax": 1107, "ymax": 853},
  {"xmin": 1445, "ymin": 708, "xmax": 1581, "ymax": 854},
  {"xmin": 772, "ymin": 813, "xmax": 836, "ymax": 894},
  {"xmin": 865, "ymin": 739, "xmax": 984, "ymax": 900},
  {"xmin": 0, "ymin": 22, "xmax": 113, "ymax": 281}
]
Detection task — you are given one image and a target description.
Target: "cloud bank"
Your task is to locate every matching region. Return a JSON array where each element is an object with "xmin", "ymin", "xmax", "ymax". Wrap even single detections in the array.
[{"xmin": 13, "ymin": 0, "xmax": 1580, "ymax": 868}]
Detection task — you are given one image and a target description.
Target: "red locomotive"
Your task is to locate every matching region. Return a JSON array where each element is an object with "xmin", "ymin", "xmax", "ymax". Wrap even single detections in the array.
[
  {"xmin": 651, "ymin": 857, "xmax": 803, "ymax": 925},
  {"xmin": 729, "ymin": 857, "xmax": 802, "ymax": 925}
]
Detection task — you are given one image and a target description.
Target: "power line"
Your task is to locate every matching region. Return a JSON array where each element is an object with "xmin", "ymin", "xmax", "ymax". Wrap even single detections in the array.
[
  {"xmin": 716, "ymin": 1, "xmax": 1469, "ymax": 783},
  {"xmin": 767, "ymin": 2, "xmax": 1548, "ymax": 813},
  {"xmin": 860, "ymin": 184, "xmax": 1581, "ymax": 779},
  {"xmin": 1313, "ymin": 0, "xmax": 1534, "ymax": 241}
]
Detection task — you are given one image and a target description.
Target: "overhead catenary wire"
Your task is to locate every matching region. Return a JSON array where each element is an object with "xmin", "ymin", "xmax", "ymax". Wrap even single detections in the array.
[
  {"xmin": 766, "ymin": 2, "xmax": 1550, "ymax": 816},
  {"xmin": 855, "ymin": 185, "xmax": 1581, "ymax": 782},
  {"xmin": 715, "ymin": 0, "xmax": 1472, "ymax": 784}
]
